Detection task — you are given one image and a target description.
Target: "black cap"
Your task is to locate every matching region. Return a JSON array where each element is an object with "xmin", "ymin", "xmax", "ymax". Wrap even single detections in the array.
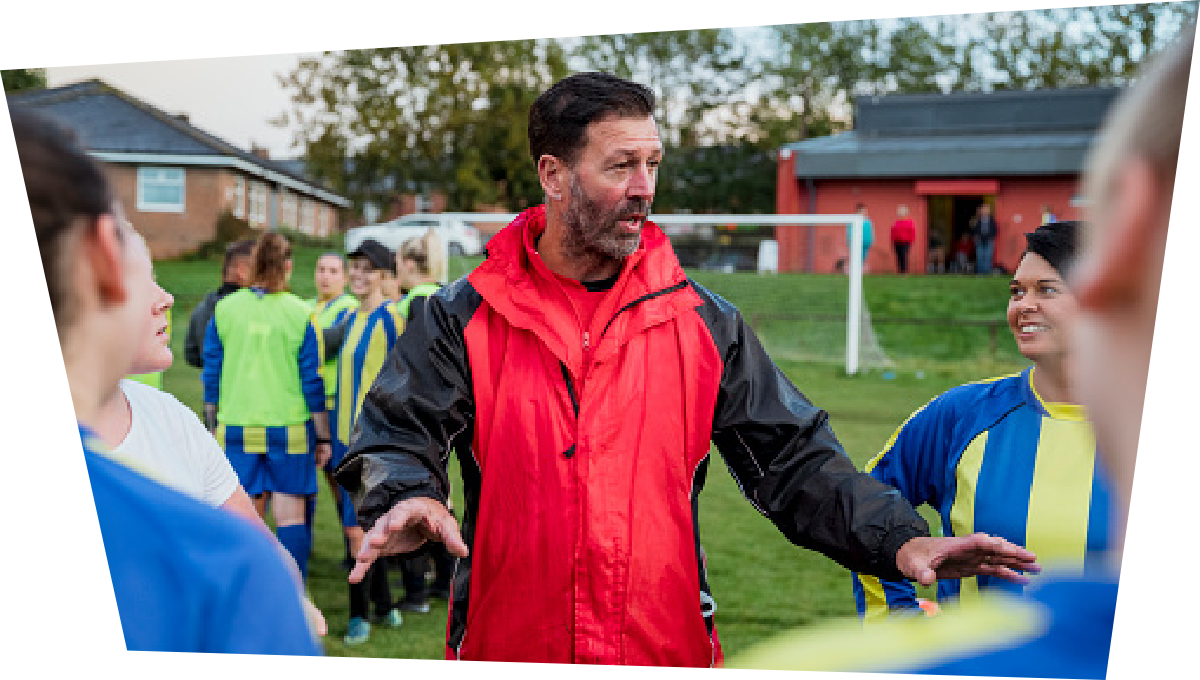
[{"xmin": 348, "ymin": 238, "xmax": 395, "ymax": 273}]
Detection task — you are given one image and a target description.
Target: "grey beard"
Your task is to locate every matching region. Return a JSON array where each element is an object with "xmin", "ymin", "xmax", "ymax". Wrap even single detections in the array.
[{"xmin": 561, "ymin": 176, "xmax": 647, "ymax": 265}]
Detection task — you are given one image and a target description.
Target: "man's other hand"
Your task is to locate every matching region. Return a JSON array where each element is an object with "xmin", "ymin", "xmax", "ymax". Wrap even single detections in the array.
[
  {"xmin": 896, "ymin": 533, "xmax": 1040, "ymax": 587},
  {"xmin": 348, "ymin": 497, "xmax": 469, "ymax": 584}
]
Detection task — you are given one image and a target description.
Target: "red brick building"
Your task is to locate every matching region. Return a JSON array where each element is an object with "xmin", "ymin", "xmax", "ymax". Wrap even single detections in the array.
[
  {"xmin": 10, "ymin": 80, "xmax": 350, "ymax": 258},
  {"xmin": 776, "ymin": 87, "xmax": 1121, "ymax": 274}
]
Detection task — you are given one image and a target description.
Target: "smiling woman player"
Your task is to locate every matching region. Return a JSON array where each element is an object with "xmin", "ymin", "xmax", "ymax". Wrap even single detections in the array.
[{"xmin": 852, "ymin": 220, "xmax": 1113, "ymax": 621}]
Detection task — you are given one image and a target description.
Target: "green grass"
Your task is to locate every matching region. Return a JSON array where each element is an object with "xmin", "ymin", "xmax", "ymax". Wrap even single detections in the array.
[{"xmin": 152, "ymin": 243, "xmax": 1024, "ymax": 662}]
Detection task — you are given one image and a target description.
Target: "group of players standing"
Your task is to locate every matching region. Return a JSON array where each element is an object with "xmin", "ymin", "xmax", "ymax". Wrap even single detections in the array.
[{"xmin": 183, "ymin": 228, "xmax": 453, "ymax": 645}]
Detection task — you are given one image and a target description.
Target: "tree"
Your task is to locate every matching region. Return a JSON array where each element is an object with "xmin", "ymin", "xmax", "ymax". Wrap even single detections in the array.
[
  {"xmin": 278, "ymin": 39, "xmax": 568, "ymax": 214},
  {"xmin": 1, "ymin": 68, "xmax": 46, "ymax": 94},
  {"xmin": 571, "ymin": 28, "xmax": 750, "ymax": 146},
  {"xmin": 276, "ymin": 4, "xmax": 1198, "ymax": 219}
]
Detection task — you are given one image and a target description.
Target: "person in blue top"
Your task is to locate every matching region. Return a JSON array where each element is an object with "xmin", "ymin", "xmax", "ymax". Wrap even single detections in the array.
[
  {"xmin": 14, "ymin": 108, "xmax": 320, "ymax": 654},
  {"xmin": 852, "ymin": 219, "xmax": 1112, "ymax": 622},
  {"xmin": 202, "ymin": 232, "xmax": 333, "ymax": 582},
  {"xmin": 846, "ymin": 203, "xmax": 873, "ymax": 273},
  {"xmin": 308, "ymin": 253, "xmax": 359, "ymax": 562},
  {"xmin": 733, "ymin": 28, "xmax": 1192, "ymax": 677}
]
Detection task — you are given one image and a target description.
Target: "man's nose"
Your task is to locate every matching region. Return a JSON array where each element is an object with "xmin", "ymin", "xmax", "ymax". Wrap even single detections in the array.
[{"xmin": 627, "ymin": 163, "xmax": 655, "ymax": 199}]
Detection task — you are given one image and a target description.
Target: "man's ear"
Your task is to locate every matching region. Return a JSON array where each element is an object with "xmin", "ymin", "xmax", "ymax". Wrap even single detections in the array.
[
  {"xmin": 84, "ymin": 214, "xmax": 129, "ymax": 307},
  {"xmin": 538, "ymin": 154, "xmax": 566, "ymax": 202},
  {"xmin": 1074, "ymin": 158, "xmax": 1164, "ymax": 313}
]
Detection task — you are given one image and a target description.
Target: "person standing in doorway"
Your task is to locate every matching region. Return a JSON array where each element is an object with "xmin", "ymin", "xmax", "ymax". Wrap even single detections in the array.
[
  {"xmin": 970, "ymin": 203, "xmax": 998, "ymax": 275},
  {"xmin": 890, "ymin": 205, "xmax": 916, "ymax": 274}
]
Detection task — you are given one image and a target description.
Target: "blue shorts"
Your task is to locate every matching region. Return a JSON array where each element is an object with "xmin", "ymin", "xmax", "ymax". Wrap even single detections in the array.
[{"xmin": 218, "ymin": 422, "xmax": 317, "ymax": 496}]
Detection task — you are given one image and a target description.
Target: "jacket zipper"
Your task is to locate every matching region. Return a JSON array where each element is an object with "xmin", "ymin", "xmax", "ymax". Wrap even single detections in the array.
[
  {"xmin": 598, "ymin": 280, "xmax": 689, "ymax": 342},
  {"xmin": 559, "ymin": 361, "xmax": 579, "ymax": 459},
  {"xmin": 559, "ymin": 279, "xmax": 689, "ymax": 460}
]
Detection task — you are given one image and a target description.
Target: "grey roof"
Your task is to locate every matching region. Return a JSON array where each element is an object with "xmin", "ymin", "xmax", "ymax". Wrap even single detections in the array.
[
  {"xmin": 8, "ymin": 80, "xmax": 344, "ymax": 202},
  {"xmin": 783, "ymin": 87, "xmax": 1121, "ymax": 179}
]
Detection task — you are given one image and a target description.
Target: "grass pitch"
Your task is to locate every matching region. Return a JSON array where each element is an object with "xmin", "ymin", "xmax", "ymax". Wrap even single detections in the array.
[{"xmin": 153, "ymin": 242, "xmax": 1024, "ymax": 661}]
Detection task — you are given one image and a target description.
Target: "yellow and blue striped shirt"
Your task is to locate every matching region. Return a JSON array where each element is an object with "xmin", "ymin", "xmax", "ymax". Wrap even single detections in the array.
[
  {"xmin": 310, "ymin": 293, "xmax": 358, "ymax": 410},
  {"xmin": 852, "ymin": 366, "xmax": 1113, "ymax": 622},
  {"xmin": 332, "ymin": 302, "xmax": 405, "ymax": 461}
]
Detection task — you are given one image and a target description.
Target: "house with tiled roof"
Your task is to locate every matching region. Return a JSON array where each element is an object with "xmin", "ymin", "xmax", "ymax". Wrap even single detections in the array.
[{"xmin": 8, "ymin": 79, "xmax": 350, "ymax": 258}]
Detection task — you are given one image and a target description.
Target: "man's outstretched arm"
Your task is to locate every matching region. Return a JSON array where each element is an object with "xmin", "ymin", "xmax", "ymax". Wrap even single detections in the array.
[{"xmin": 692, "ymin": 282, "xmax": 1038, "ymax": 583}]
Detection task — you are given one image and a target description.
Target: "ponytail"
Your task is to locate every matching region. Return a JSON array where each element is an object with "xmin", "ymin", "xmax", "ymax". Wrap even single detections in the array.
[{"xmin": 250, "ymin": 232, "xmax": 292, "ymax": 293}]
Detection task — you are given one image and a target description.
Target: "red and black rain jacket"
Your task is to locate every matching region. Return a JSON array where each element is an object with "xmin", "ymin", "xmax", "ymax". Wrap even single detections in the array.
[{"xmin": 336, "ymin": 206, "xmax": 927, "ymax": 667}]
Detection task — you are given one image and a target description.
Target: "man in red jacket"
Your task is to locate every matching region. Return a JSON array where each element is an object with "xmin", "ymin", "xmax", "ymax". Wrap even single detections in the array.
[{"xmin": 335, "ymin": 72, "xmax": 1037, "ymax": 667}]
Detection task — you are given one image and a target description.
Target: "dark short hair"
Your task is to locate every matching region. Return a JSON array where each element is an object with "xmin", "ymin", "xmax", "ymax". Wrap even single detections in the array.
[
  {"xmin": 223, "ymin": 238, "xmax": 256, "ymax": 277},
  {"xmin": 528, "ymin": 72, "xmax": 655, "ymax": 167},
  {"xmin": 1023, "ymin": 220, "xmax": 1081, "ymax": 277}
]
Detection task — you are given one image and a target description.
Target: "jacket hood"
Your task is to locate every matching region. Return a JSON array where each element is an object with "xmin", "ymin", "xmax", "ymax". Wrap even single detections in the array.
[{"xmin": 469, "ymin": 205, "xmax": 701, "ymax": 375}]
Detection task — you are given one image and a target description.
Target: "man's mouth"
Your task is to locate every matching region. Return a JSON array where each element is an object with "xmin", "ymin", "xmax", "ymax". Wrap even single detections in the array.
[
  {"xmin": 617, "ymin": 214, "xmax": 645, "ymax": 232},
  {"xmin": 1019, "ymin": 324, "xmax": 1049, "ymax": 334}
]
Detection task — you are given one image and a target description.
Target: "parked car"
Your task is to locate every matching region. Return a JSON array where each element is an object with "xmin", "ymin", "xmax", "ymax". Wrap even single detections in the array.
[
  {"xmin": 697, "ymin": 250, "xmax": 757, "ymax": 273},
  {"xmin": 344, "ymin": 213, "xmax": 489, "ymax": 257}
]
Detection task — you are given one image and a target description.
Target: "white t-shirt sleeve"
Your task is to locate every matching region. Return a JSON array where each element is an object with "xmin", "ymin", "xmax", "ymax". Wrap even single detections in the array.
[{"xmin": 113, "ymin": 379, "xmax": 241, "ymax": 508}]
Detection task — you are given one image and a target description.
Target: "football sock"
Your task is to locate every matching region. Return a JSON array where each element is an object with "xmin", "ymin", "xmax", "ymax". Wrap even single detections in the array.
[{"xmin": 276, "ymin": 524, "xmax": 311, "ymax": 582}]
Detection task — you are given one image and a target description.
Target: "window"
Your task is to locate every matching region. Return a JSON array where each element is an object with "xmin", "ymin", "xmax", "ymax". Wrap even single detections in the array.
[
  {"xmin": 299, "ymin": 200, "xmax": 315, "ymax": 234},
  {"xmin": 280, "ymin": 192, "xmax": 297, "ymax": 228},
  {"xmin": 232, "ymin": 176, "xmax": 245, "ymax": 218},
  {"xmin": 137, "ymin": 167, "xmax": 185, "ymax": 212},
  {"xmin": 249, "ymin": 182, "xmax": 268, "ymax": 225},
  {"xmin": 318, "ymin": 205, "xmax": 330, "ymax": 236}
]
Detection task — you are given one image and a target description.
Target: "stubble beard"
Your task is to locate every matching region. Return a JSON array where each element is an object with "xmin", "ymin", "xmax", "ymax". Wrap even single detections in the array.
[{"xmin": 561, "ymin": 173, "xmax": 650, "ymax": 267}]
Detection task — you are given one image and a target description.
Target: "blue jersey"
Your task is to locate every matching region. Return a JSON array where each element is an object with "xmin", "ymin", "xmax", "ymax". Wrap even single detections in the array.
[
  {"xmin": 332, "ymin": 302, "xmax": 404, "ymax": 462},
  {"xmin": 734, "ymin": 569, "xmax": 1116, "ymax": 679},
  {"xmin": 853, "ymin": 367, "xmax": 1113, "ymax": 621},
  {"xmin": 81, "ymin": 425, "xmax": 321, "ymax": 654}
]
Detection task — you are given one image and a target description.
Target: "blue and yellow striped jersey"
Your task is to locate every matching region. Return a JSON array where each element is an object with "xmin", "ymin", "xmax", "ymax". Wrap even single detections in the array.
[
  {"xmin": 736, "ymin": 570, "xmax": 1116, "ymax": 679},
  {"xmin": 332, "ymin": 302, "xmax": 405, "ymax": 459},
  {"xmin": 853, "ymin": 366, "xmax": 1114, "ymax": 622},
  {"xmin": 311, "ymin": 293, "xmax": 358, "ymax": 410}
]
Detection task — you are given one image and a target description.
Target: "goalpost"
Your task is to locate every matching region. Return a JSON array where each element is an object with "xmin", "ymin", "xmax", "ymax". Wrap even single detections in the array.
[
  {"xmin": 443, "ymin": 212, "xmax": 880, "ymax": 375},
  {"xmin": 649, "ymin": 213, "xmax": 873, "ymax": 375}
]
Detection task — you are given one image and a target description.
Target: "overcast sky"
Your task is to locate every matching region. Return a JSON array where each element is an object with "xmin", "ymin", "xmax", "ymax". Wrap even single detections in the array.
[{"xmin": 44, "ymin": 52, "xmax": 318, "ymax": 159}]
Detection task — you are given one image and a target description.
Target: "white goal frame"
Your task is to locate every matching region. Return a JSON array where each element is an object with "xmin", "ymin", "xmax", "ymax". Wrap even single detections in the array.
[{"xmin": 441, "ymin": 213, "xmax": 869, "ymax": 375}]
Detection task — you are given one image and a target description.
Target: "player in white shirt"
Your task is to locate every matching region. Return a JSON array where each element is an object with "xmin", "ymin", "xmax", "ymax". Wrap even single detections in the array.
[
  {"xmin": 111, "ymin": 378, "xmax": 240, "ymax": 507},
  {"xmin": 90, "ymin": 250, "xmax": 263, "ymax": 522},
  {"xmin": 87, "ymin": 233, "xmax": 326, "ymax": 635}
]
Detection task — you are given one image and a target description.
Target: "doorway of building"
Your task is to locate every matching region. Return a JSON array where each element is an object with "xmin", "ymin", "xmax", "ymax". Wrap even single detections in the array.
[{"xmin": 926, "ymin": 194, "xmax": 995, "ymax": 273}]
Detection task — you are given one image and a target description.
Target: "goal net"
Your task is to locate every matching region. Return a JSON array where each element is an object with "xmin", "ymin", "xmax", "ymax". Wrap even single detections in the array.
[{"xmin": 652, "ymin": 213, "xmax": 893, "ymax": 374}]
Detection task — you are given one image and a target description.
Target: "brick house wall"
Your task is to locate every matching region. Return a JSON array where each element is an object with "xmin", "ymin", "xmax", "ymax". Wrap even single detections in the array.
[
  {"xmin": 105, "ymin": 163, "xmax": 223, "ymax": 258},
  {"xmin": 106, "ymin": 162, "xmax": 341, "ymax": 258}
]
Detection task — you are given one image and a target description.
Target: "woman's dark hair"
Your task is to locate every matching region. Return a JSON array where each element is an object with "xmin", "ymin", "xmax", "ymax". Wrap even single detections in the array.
[
  {"xmin": 528, "ymin": 72, "xmax": 655, "ymax": 167},
  {"xmin": 1023, "ymin": 220, "xmax": 1081, "ymax": 277},
  {"xmin": 250, "ymin": 232, "xmax": 292, "ymax": 293},
  {"xmin": 12, "ymin": 108, "xmax": 116, "ymax": 334}
]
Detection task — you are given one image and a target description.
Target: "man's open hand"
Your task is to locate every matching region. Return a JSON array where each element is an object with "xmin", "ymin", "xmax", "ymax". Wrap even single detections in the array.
[
  {"xmin": 348, "ymin": 497, "xmax": 469, "ymax": 584},
  {"xmin": 896, "ymin": 533, "xmax": 1040, "ymax": 587}
]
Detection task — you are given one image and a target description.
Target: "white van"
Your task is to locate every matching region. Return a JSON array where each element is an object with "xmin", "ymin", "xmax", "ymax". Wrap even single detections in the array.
[{"xmin": 345, "ymin": 213, "xmax": 507, "ymax": 257}]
